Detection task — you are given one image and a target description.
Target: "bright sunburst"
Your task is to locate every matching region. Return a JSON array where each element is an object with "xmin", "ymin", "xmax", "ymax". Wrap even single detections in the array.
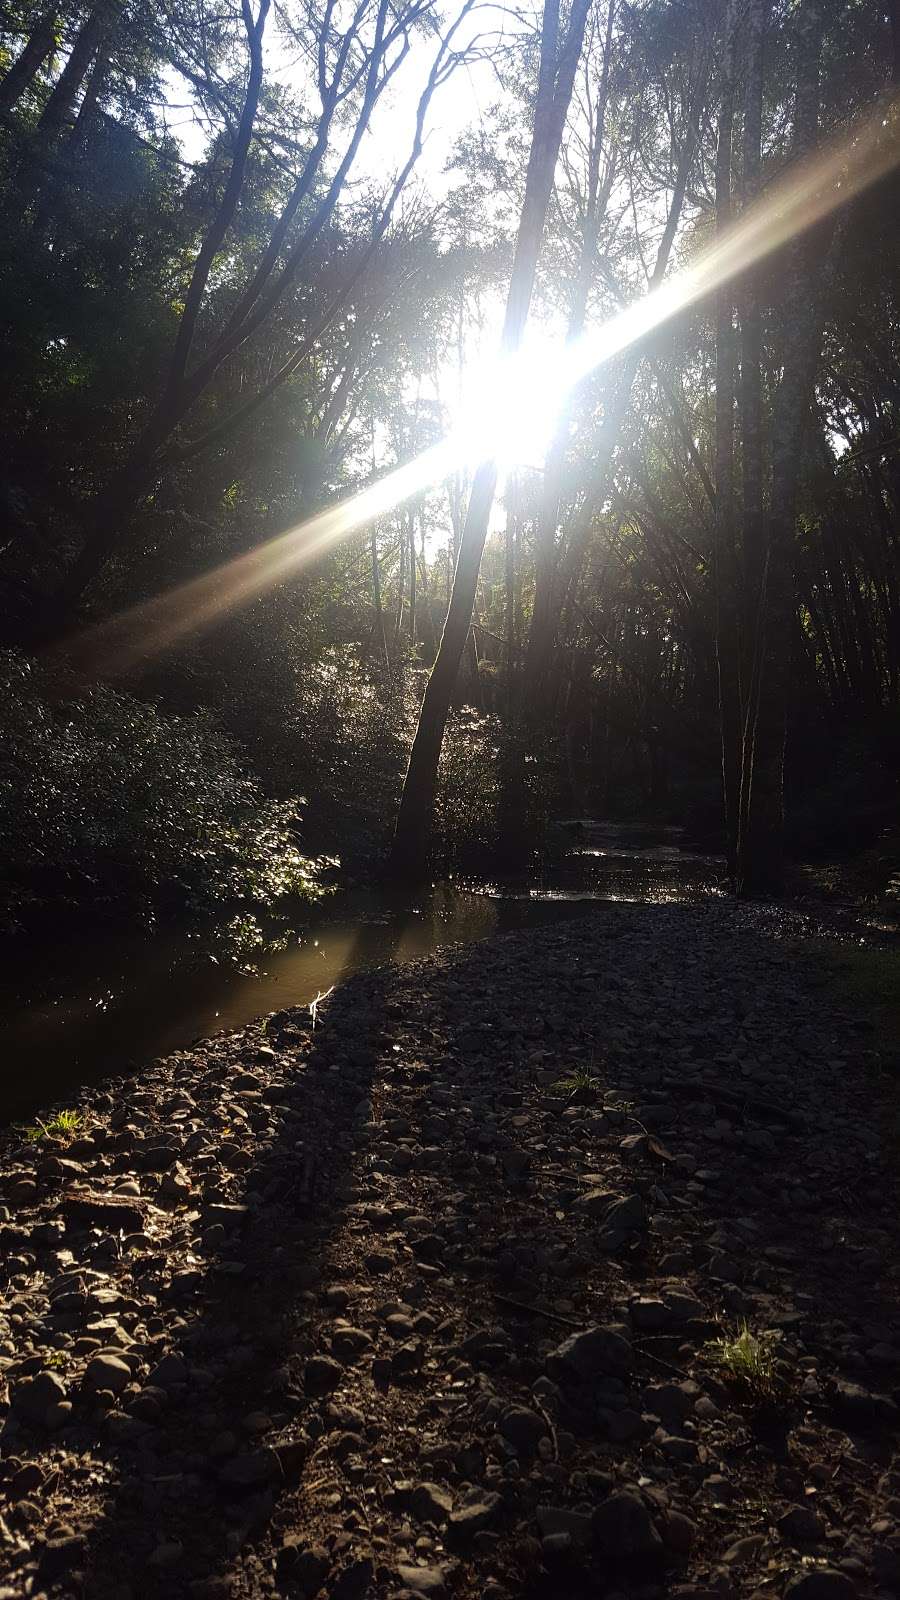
[{"xmin": 450, "ymin": 332, "xmax": 571, "ymax": 473}]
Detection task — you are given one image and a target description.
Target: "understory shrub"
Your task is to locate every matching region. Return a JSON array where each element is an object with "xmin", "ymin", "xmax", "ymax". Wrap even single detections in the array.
[{"xmin": 0, "ymin": 650, "xmax": 326, "ymax": 934}]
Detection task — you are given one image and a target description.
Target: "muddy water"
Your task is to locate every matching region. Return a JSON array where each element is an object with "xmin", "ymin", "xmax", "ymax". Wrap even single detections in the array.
[{"xmin": 0, "ymin": 823, "xmax": 726, "ymax": 1120}]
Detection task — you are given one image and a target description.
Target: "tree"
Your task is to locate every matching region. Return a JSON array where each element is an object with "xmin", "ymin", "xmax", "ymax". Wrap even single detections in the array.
[{"xmin": 391, "ymin": 0, "xmax": 592, "ymax": 878}]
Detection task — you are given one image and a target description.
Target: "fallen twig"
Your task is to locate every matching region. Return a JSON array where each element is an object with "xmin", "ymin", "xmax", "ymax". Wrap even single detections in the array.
[
  {"xmin": 665, "ymin": 1079, "xmax": 805, "ymax": 1131},
  {"xmin": 492, "ymin": 1292, "xmax": 583, "ymax": 1329}
]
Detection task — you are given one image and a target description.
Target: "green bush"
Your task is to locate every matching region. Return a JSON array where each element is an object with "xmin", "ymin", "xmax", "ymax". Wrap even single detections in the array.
[
  {"xmin": 0, "ymin": 650, "xmax": 326, "ymax": 933},
  {"xmin": 434, "ymin": 708, "xmax": 502, "ymax": 870}
]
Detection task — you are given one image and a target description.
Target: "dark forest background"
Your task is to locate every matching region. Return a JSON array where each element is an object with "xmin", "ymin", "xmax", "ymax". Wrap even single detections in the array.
[{"xmin": 1, "ymin": 0, "xmax": 898, "ymax": 940}]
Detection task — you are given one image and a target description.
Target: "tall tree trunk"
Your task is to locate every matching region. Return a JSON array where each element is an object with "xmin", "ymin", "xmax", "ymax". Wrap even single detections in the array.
[
  {"xmin": 35, "ymin": 0, "xmax": 113, "ymax": 142},
  {"xmin": 713, "ymin": 0, "xmax": 741, "ymax": 875},
  {"xmin": 371, "ymin": 528, "xmax": 389, "ymax": 667},
  {"xmin": 0, "ymin": 10, "xmax": 57, "ymax": 114},
  {"xmin": 736, "ymin": 0, "xmax": 827, "ymax": 896},
  {"xmin": 408, "ymin": 513, "xmax": 417, "ymax": 648},
  {"xmin": 390, "ymin": 0, "xmax": 591, "ymax": 879}
]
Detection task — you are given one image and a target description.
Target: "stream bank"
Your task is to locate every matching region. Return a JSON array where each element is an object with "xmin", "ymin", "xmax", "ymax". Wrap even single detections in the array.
[{"xmin": 1, "ymin": 900, "xmax": 899, "ymax": 1600}]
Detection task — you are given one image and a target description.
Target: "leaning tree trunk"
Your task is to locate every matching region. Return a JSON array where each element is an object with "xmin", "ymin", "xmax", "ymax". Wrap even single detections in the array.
[
  {"xmin": 390, "ymin": 0, "xmax": 591, "ymax": 879},
  {"xmin": 0, "ymin": 10, "xmax": 58, "ymax": 114}
]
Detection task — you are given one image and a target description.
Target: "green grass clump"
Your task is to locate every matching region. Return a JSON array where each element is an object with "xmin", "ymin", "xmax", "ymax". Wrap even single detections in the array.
[
  {"xmin": 553, "ymin": 1064, "xmax": 600, "ymax": 1101},
  {"xmin": 20, "ymin": 1109, "xmax": 83, "ymax": 1142},
  {"xmin": 703, "ymin": 1321, "xmax": 781, "ymax": 1400}
]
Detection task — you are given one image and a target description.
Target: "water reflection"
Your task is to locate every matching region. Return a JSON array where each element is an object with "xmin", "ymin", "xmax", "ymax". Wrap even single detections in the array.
[{"xmin": 0, "ymin": 826, "xmax": 727, "ymax": 1121}]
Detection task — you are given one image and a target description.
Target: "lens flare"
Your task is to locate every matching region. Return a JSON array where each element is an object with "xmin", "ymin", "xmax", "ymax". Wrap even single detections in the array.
[{"xmin": 64, "ymin": 97, "xmax": 899, "ymax": 678}]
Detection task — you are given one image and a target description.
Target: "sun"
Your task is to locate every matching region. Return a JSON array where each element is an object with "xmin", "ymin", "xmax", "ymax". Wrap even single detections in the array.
[{"xmin": 448, "ymin": 332, "xmax": 571, "ymax": 473}]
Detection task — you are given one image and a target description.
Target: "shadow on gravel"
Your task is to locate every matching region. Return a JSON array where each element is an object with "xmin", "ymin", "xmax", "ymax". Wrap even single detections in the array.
[
  {"xmin": 79, "ymin": 941, "xmax": 395, "ymax": 1600},
  {"xmin": 8, "ymin": 902, "xmax": 900, "ymax": 1600}
]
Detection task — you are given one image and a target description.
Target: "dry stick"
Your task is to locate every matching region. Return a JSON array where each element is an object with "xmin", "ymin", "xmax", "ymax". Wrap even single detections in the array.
[
  {"xmin": 665, "ymin": 1079, "xmax": 804, "ymax": 1131},
  {"xmin": 492, "ymin": 1292, "xmax": 583, "ymax": 1329}
]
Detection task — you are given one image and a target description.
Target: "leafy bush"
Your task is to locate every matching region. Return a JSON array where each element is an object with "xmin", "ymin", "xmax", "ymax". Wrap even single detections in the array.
[
  {"xmin": 434, "ymin": 708, "xmax": 502, "ymax": 870},
  {"xmin": 0, "ymin": 650, "xmax": 326, "ymax": 933}
]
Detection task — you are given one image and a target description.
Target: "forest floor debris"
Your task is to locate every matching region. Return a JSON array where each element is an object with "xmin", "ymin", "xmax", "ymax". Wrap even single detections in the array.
[{"xmin": 1, "ymin": 901, "xmax": 899, "ymax": 1600}]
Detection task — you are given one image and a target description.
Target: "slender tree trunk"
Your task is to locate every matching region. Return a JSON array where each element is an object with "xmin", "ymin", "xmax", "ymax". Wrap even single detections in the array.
[
  {"xmin": 390, "ymin": 0, "xmax": 591, "ymax": 878},
  {"xmin": 0, "ymin": 10, "xmax": 57, "ymax": 114},
  {"xmin": 736, "ymin": 0, "xmax": 827, "ymax": 896},
  {"xmin": 408, "ymin": 514, "xmax": 417, "ymax": 648},
  {"xmin": 35, "ymin": 0, "xmax": 113, "ymax": 142},
  {"xmin": 371, "ymin": 528, "xmax": 389, "ymax": 667},
  {"xmin": 713, "ymin": 0, "xmax": 741, "ymax": 875}
]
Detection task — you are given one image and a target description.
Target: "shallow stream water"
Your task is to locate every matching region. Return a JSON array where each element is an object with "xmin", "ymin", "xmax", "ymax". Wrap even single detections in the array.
[{"xmin": 1, "ymin": 822, "xmax": 726, "ymax": 1120}]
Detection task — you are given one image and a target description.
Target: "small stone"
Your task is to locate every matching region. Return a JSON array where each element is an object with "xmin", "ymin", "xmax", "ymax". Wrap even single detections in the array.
[
  {"xmin": 330, "ymin": 1325, "xmax": 374, "ymax": 1363},
  {"xmin": 149, "ymin": 1542, "xmax": 184, "ymax": 1568},
  {"xmin": 592, "ymin": 1490, "xmax": 663, "ymax": 1562},
  {"xmin": 38, "ymin": 1532, "xmax": 86, "ymax": 1580},
  {"xmin": 536, "ymin": 1506, "xmax": 593, "ymax": 1548},
  {"xmin": 329, "ymin": 1557, "xmax": 374, "ymax": 1600},
  {"xmin": 546, "ymin": 1324, "xmax": 632, "ymax": 1382},
  {"xmin": 410, "ymin": 1482, "xmax": 453, "ymax": 1523},
  {"xmin": 395, "ymin": 1566, "xmax": 447, "ymax": 1599},
  {"xmin": 277, "ymin": 1540, "xmax": 330, "ymax": 1596},
  {"xmin": 783, "ymin": 1571, "xmax": 856, "ymax": 1600},
  {"xmin": 305, "ymin": 1355, "xmax": 342, "ymax": 1394},
  {"xmin": 219, "ymin": 1449, "xmax": 279, "ymax": 1488},
  {"xmin": 499, "ymin": 1406, "xmax": 548, "ymax": 1455},
  {"xmin": 147, "ymin": 1352, "xmax": 189, "ymax": 1388},
  {"xmin": 448, "ymin": 1489, "xmax": 502, "ymax": 1545},
  {"xmin": 11, "ymin": 1370, "xmax": 68, "ymax": 1426},
  {"xmin": 664, "ymin": 1510, "xmax": 697, "ymax": 1555},
  {"xmin": 85, "ymin": 1353, "xmax": 131, "ymax": 1393},
  {"xmin": 777, "ymin": 1505, "xmax": 824, "ymax": 1544}
]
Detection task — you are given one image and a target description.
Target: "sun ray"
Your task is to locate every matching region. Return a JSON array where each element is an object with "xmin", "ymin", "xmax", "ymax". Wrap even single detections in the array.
[{"xmin": 63, "ymin": 96, "xmax": 899, "ymax": 679}]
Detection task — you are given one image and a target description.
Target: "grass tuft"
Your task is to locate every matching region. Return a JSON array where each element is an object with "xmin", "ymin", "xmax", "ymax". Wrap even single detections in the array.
[
  {"xmin": 19, "ymin": 1109, "xmax": 83, "ymax": 1143},
  {"xmin": 703, "ymin": 1320, "xmax": 781, "ymax": 1400}
]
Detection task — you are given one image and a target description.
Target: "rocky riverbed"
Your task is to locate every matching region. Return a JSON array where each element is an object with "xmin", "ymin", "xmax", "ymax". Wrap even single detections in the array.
[{"xmin": 1, "ymin": 902, "xmax": 899, "ymax": 1600}]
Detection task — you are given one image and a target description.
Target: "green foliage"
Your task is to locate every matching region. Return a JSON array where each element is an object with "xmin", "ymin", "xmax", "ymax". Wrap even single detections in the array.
[
  {"xmin": 434, "ymin": 709, "xmax": 502, "ymax": 869},
  {"xmin": 0, "ymin": 650, "xmax": 325, "ymax": 933},
  {"xmin": 19, "ymin": 1108, "xmax": 82, "ymax": 1141}
]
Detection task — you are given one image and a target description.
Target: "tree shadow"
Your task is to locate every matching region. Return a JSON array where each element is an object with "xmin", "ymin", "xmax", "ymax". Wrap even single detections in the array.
[{"xmin": 6, "ymin": 901, "xmax": 899, "ymax": 1600}]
